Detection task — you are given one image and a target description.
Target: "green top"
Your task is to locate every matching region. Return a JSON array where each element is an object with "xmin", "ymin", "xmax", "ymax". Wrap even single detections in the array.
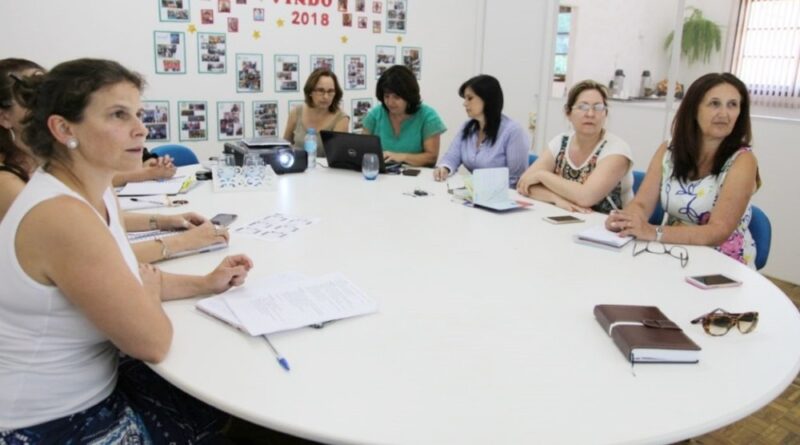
[{"xmin": 362, "ymin": 103, "xmax": 447, "ymax": 153}]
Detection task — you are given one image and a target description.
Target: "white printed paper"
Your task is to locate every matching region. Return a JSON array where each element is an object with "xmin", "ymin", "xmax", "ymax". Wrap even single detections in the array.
[{"xmin": 233, "ymin": 212, "xmax": 317, "ymax": 241}]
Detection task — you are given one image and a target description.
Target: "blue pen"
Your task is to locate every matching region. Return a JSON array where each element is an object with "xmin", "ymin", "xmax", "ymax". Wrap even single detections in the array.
[{"xmin": 263, "ymin": 335, "xmax": 291, "ymax": 371}]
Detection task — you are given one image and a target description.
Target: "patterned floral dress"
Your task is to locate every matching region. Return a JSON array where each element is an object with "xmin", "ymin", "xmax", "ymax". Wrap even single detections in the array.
[
  {"xmin": 660, "ymin": 146, "xmax": 758, "ymax": 268},
  {"xmin": 553, "ymin": 135, "xmax": 623, "ymax": 214}
]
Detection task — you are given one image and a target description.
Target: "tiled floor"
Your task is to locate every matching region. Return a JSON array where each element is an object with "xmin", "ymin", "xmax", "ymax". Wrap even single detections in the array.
[{"xmin": 685, "ymin": 277, "xmax": 800, "ymax": 445}]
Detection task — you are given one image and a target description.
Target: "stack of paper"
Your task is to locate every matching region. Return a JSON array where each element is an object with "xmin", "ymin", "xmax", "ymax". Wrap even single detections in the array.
[{"xmin": 196, "ymin": 273, "xmax": 378, "ymax": 335}]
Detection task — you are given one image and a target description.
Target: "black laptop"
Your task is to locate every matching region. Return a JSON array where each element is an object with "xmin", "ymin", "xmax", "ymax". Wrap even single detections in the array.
[{"xmin": 320, "ymin": 131, "xmax": 389, "ymax": 173}]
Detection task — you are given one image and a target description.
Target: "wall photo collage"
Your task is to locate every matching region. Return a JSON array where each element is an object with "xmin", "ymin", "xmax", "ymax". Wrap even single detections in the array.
[{"xmin": 149, "ymin": 0, "xmax": 421, "ymax": 142}]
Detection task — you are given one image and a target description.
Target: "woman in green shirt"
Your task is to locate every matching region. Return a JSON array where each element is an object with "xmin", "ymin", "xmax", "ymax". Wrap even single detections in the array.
[{"xmin": 362, "ymin": 65, "xmax": 446, "ymax": 167}]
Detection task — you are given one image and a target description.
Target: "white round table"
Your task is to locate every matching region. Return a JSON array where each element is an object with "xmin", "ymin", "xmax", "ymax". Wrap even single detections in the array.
[{"xmin": 151, "ymin": 166, "xmax": 800, "ymax": 445}]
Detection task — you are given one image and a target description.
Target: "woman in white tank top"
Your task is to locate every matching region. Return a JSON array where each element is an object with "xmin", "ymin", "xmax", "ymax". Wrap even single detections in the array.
[{"xmin": 0, "ymin": 59, "xmax": 253, "ymax": 442}]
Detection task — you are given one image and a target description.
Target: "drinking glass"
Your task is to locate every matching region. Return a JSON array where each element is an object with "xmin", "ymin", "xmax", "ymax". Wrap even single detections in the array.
[{"xmin": 362, "ymin": 153, "xmax": 379, "ymax": 180}]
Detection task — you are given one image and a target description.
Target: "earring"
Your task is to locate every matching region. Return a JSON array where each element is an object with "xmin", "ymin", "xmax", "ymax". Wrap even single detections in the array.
[{"xmin": 66, "ymin": 138, "xmax": 79, "ymax": 150}]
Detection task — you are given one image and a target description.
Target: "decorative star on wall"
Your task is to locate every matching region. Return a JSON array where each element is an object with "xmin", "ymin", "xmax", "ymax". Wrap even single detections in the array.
[
  {"xmin": 396, "ymin": 36, "xmax": 403, "ymax": 43},
  {"xmin": 253, "ymin": 30, "xmax": 261, "ymax": 39},
  {"xmin": 341, "ymin": 35, "xmax": 349, "ymax": 44},
  {"xmin": 188, "ymin": 24, "xmax": 197, "ymax": 34},
  {"xmin": 276, "ymin": 18, "xmax": 285, "ymax": 27}
]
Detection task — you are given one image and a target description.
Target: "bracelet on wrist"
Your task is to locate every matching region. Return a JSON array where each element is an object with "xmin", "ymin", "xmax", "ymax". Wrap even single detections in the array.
[
  {"xmin": 154, "ymin": 238, "xmax": 171, "ymax": 260},
  {"xmin": 149, "ymin": 215, "xmax": 159, "ymax": 231}
]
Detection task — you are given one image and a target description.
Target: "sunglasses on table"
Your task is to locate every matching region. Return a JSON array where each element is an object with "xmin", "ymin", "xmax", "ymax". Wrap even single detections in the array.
[{"xmin": 691, "ymin": 308, "xmax": 759, "ymax": 336}]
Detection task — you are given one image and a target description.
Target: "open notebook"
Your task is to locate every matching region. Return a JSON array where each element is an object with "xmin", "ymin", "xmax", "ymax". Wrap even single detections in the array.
[{"xmin": 468, "ymin": 168, "xmax": 530, "ymax": 212}]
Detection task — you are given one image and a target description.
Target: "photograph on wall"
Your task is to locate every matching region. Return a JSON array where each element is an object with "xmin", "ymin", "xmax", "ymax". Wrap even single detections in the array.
[
  {"xmin": 342, "ymin": 13, "xmax": 352, "ymax": 27},
  {"xmin": 253, "ymin": 8, "xmax": 265, "ymax": 21},
  {"xmin": 217, "ymin": 101, "xmax": 244, "ymax": 140},
  {"xmin": 201, "ymin": 8, "xmax": 214, "ymax": 24},
  {"xmin": 344, "ymin": 55, "xmax": 367, "ymax": 90},
  {"xmin": 153, "ymin": 31, "xmax": 186, "ymax": 74},
  {"xmin": 386, "ymin": 0, "xmax": 407, "ymax": 33},
  {"xmin": 178, "ymin": 101, "xmax": 208, "ymax": 141},
  {"xmin": 357, "ymin": 16, "xmax": 368, "ymax": 29},
  {"xmin": 337, "ymin": 0, "xmax": 348, "ymax": 12},
  {"xmin": 142, "ymin": 101, "xmax": 170, "ymax": 142},
  {"xmin": 228, "ymin": 17, "xmax": 239, "ymax": 32},
  {"xmin": 375, "ymin": 45, "xmax": 396, "ymax": 79},
  {"xmin": 198, "ymin": 33, "xmax": 227, "ymax": 73},
  {"xmin": 159, "ymin": 0, "xmax": 190, "ymax": 22},
  {"xmin": 372, "ymin": 1, "xmax": 382, "ymax": 13},
  {"xmin": 351, "ymin": 98, "xmax": 373, "ymax": 133},
  {"xmin": 253, "ymin": 101, "xmax": 279, "ymax": 136},
  {"xmin": 355, "ymin": 0, "xmax": 365, "ymax": 12},
  {"xmin": 219, "ymin": 0, "xmax": 231, "ymax": 13},
  {"xmin": 236, "ymin": 53, "xmax": 263, "ymax": 92},
  {"xmin": 402, "ymin": 46, "xmax": 421, "ymax": 79},
  {"xmin": 372, "ymin": 20, "xmax": 381, "ymax": 33},
  {"xmin": 274, "ymin": 55, "xmax": 300, "ymax": 92},
  {"xmin": 310, "ymin": 55, "xmax": 335, "ymax": 71}
]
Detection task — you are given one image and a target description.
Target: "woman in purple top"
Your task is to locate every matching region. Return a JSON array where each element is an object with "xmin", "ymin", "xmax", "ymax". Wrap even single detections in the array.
[{"xmin": 433, "ymin": 75, "xmax": 530, "ymax": 187}]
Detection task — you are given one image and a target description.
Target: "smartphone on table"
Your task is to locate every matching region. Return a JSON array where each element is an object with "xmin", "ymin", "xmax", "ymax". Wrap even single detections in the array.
[
  {"xmin": 543, "ymin": 215, "xmax": 584, "ymax": 224},
  {"xmin": 685, "ymin": 274, "xmax": 742, "ymax": 289},
  {"xmin": 210, "ymin": 213, "xmax": 237, "ymax": 227}
]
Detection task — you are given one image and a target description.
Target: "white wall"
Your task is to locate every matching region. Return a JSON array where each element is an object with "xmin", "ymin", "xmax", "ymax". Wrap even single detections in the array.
[{"xmin": 0, "ymin": 0, "xmax": 480, "ymax": 161}]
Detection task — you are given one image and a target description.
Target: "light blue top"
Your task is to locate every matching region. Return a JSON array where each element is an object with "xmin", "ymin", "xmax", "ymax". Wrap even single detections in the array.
[
  {"xmin": 437, "ymin": 115, "xmax": 530, "ymax": 187},
  {"xmin": 362, "ymin": 103, "xmax": 447, "ymax": 154}
]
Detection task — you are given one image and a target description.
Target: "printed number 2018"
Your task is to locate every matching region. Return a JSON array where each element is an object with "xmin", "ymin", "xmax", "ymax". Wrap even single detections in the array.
[{"xmin": 291, "ymin": 11, "xmax": 329, "ymax": 26}]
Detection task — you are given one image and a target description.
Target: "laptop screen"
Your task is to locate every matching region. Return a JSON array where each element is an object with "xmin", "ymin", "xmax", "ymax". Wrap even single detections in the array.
[{"xmin": 320, "ymin": 131, "xmax": 386, "ymax": 173}]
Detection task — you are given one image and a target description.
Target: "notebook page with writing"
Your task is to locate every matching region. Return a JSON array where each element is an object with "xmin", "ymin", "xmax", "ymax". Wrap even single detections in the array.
[{"xmin": 223, "ymin": 273, "xmax": 378, "ymax": 336}]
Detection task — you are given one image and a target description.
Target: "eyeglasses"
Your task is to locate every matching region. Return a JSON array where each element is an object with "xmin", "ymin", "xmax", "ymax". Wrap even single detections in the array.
[
  {"xmin": 632, "ymin": 240, "xmax": 689, "ymax": 268},
  {"xmin": 691, "ymin": 308, "xmax": 759, "ymax": 336},
  {"xmin": 312, "ymin": 88, "xmax": 336, "ymax": 96},
  {"xmin": 572, "ymin": 103, "xmax": 607, "ymax": 113}
]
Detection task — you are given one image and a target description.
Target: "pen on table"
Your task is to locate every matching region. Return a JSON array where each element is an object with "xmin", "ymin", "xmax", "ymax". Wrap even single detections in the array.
[
  {"xmin": 263, "ymin": 335, "xmax": 291, "ymax": 371},
  {"xmin": 605, "ymin": 196, "xmax": 619, "ymax": 212},
  {"xmin": 130, "ymin": 197, "xmax": 166, "ymax": 206}
]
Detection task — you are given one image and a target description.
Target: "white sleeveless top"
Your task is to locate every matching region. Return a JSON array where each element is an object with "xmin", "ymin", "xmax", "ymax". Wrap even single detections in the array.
[{"xmin": 0, "ymin": 169, "xmax": 140, "ymax": 429}]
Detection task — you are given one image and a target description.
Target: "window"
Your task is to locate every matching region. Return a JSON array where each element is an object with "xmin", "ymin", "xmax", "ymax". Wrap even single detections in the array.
[
  {"xmin": 554, "ymin": 6, "xmax": 572, "ymax": 82},
  {"xmin": 732, "ymin": 0, "xmax": 800, "ymax": 108}
]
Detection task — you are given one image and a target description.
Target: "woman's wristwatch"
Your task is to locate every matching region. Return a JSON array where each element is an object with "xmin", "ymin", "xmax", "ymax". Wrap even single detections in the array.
[{"xmin": 655, "ymin": 225, "xmax": 664, "ymax": 243}]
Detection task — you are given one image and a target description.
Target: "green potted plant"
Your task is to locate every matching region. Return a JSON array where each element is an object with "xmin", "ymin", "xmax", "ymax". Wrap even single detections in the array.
[{"xmin": 664, "ymin": 7, "xmax": 722, "ymax": 65}]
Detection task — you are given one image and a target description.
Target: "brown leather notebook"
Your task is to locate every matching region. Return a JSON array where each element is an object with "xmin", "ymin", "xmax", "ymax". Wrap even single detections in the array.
[{"xmin": 594, "ymin": 304, "xmax": 701, "ymax": 363}]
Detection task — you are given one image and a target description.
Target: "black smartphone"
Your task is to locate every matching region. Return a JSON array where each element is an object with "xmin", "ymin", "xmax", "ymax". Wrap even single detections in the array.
[
  {"xmin": 210, "ymin": 213, "xmax": 238, "ymax": 227},
  {"xmin": 402, "ymin": 168, "xmax": 421, "ymax": 176},
  {"xmin": 543, "ymin": 215, "xmax": 584, "ymax": 224},
  {"xmin": 685, "ymin": 274, "xmax": 742, "ymax": 289}
]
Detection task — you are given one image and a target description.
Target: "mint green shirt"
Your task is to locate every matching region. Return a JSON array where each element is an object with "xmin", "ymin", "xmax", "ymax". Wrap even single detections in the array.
[{"xmin": 362, "ymin": 103, "xmax": 447, "ymax": 154}]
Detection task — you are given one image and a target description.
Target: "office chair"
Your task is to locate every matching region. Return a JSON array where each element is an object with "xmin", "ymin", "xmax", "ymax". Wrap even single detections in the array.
[
  {"xmin": 631, "ymin": 170, "xmax": 664, "ymax": 225},
  {"xmin": 528, "ymin": 153, "xmax": 538, "ymax": 165},
  {"xmin": 151, "ymin": 144, "xmax": 199, "ymax": 166},
  {"xmin": 749, "ymin": 205, "xmax": 771, "ymax": 270}
]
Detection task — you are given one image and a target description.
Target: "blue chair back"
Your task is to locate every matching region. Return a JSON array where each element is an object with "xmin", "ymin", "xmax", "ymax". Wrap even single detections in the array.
[
  {"xmin": 151, "ymin": 144, "xmax": 199, "ymax": 166},
  {"xmin": 528, "ymin": 153, "xmax": 538, "ymax": 165},
  {"xmin": 750, "ymin": 205, "xmax": 771, "ymax": 270},
  {"xmin": 631, "ymin": 170, "xmax": 664, "ymax": 225}
]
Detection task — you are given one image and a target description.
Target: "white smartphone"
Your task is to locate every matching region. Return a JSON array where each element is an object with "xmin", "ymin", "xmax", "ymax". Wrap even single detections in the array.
[
  {"xmin": 685, "ymin": 274, "xmax": 742, "ymax": 289},
  {"xmin": 543, "ymin": 215, "xmax": 584, "ymax": 225}
]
